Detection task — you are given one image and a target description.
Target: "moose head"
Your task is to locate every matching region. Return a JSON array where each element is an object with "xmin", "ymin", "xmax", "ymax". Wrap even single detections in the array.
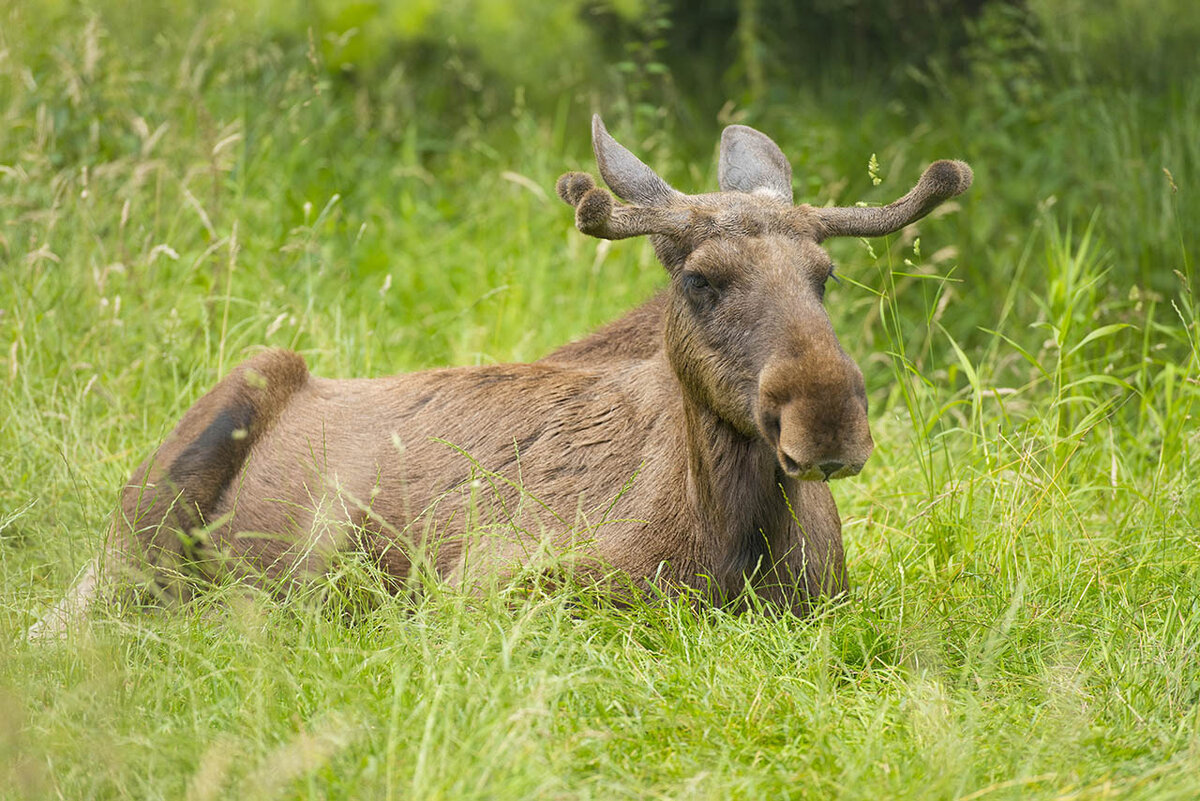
[{"xmin": 557, "ymin": 116, "xmax": 972, "ymax": 481}]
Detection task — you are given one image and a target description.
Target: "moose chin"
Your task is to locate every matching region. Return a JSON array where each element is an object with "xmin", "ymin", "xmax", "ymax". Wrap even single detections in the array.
[{"xmin": 29, "ymin": 115, "xmax": 971, "ymax": 639}]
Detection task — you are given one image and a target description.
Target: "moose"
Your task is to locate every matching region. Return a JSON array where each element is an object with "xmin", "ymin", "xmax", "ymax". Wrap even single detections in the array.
[{"xmin": 30, "ymin": 115, "xmax": 971, "ymax": 638}]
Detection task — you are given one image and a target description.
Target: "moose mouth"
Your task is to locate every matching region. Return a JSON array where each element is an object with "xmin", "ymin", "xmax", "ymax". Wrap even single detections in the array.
[{"xmin": 779, "ymin": 455, "xmax": 865, "ymax": 482}]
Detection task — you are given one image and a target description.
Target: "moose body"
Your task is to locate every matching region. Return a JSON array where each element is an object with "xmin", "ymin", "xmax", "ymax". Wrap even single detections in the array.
[{"xmin": 30, "ymin": 117, "xmax": 971, "ymax": 637}]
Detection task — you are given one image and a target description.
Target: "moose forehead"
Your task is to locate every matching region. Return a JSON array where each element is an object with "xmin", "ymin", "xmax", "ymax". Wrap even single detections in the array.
[
  {"xmin": 661, "ymin": 190, "xmax": 833, "ymax": 283},
  {"xmin": 686, "ymin": 233, "xmax": 833, "ymax": 287},
  {"xmin": 685, "ymin": 191, "xmax": 823, "ymax": 241}
]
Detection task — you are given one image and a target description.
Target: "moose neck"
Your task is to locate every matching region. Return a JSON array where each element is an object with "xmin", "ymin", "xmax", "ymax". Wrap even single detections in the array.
[{"xmin": 677, "ymin": 388, "xmax": 793, "ymax": 571}]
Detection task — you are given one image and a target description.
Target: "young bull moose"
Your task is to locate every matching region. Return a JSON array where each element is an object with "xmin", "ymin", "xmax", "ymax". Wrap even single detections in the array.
[{"xmin": 30, "ymin": 116, "xmax": 971, "ymax": 638}]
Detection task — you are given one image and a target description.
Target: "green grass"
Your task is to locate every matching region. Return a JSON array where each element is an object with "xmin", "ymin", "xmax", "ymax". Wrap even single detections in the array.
[{"xmin": 3, "ymin": 3, "xmax": 1200, "ymax": 799}]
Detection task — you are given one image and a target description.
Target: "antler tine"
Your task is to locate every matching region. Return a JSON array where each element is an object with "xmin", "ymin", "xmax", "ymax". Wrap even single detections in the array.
[
  {"xmin": 555, "ymin": 171, "xmax": 692, "ymax": 241},
  {"xmin": 812, "ymin": 160, "xmax": 973, "ymax": 241}
]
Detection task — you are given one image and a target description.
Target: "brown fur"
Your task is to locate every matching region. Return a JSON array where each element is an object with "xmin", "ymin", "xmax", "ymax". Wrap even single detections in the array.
[{"xmin": 30, "ymin": 116, "xmax": 971, "ymax": 637}]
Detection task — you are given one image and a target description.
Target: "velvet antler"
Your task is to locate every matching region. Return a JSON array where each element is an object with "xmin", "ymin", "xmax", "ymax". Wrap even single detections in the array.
[
  {"xmin": 555, "ymin": 170, "xmax": 692, "ymax": 241},
  {"xmin": 555, "ymin": 116, "xmax": 697, "ymax": 241},
  {"xmin": 559, "ymin": 115, "xmax": 971, "ymax": 246},
  {"xmin": 811, "ymin": 160, "xmax": 973, "ymax": 241}
]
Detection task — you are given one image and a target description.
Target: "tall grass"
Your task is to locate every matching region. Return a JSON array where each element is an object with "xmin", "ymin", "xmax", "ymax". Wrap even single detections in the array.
[{"xmin": 3, "ymin": 3, "xmax": 1199, "ymax": 799}]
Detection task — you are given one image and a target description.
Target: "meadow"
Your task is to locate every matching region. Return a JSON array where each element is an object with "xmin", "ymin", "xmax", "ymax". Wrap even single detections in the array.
[{"xmin": 2, "ymin": 1, "xmax": 1199, "ymax": 798}]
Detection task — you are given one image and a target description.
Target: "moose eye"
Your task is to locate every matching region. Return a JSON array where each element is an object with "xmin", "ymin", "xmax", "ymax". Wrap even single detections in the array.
[{"xmin": 681, "ymin": 272, "xmax": 711, "ymax": 294}]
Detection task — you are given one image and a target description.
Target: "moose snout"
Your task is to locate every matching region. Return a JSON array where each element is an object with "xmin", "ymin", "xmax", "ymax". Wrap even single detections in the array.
[{"xmin": 757, "ymin": 358, "xmax": 874, "ymax": 482}]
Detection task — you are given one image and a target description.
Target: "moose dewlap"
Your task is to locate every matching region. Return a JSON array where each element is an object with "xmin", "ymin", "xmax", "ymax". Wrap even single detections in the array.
[{"xmin": 30, "ymin": 115, "xmax": 971, "ymax": 638}]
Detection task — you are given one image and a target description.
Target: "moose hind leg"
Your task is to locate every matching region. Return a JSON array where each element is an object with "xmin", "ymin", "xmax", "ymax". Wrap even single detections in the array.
[
  {"xmin": 118, "ymin": 350, "xmax": 310, "ymax": 594},
  {"xmin": 26, "ymin": 554, "xmax": 104, "ymax": 641},
  {"xmin": 27, "ymin": 351, "xmax": 310, "ymax": 640}
]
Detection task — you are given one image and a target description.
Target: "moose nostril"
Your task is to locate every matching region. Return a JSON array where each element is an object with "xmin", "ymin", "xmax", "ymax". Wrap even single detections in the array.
[{"xmin": 818, "ymin": 461, "xmax": 843, "ymax": 480}]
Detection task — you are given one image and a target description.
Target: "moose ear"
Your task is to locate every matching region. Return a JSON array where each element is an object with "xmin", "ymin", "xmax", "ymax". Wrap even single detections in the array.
[
  {"xmin": 592, "ymin": 115, "xmax": 680, "ymax": 206},
  {"xmin": 718, "ymin": 125, "xmax": 793, "ymax": 202}
]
